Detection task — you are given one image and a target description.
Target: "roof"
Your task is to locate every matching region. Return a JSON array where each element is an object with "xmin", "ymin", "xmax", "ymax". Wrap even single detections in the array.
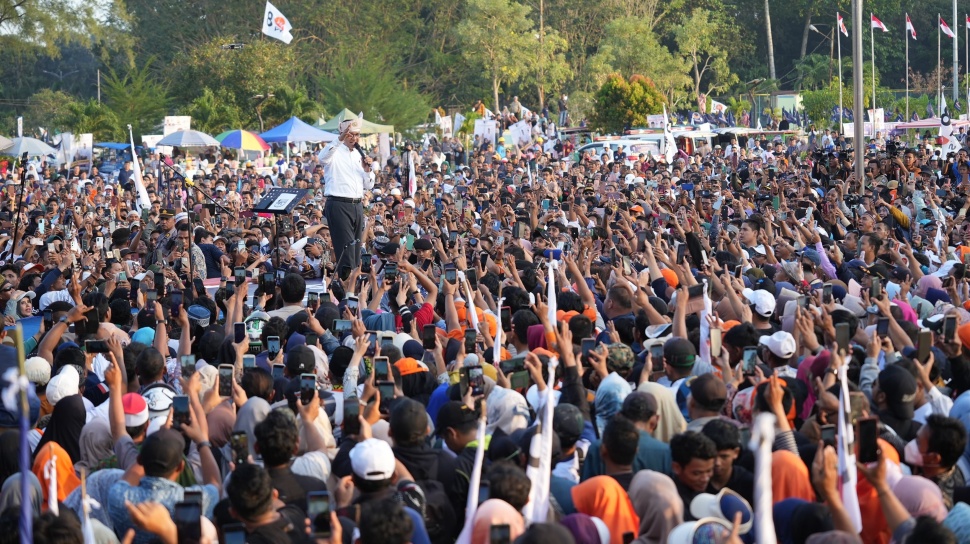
[{"xmin": 316, "ymin": 109, "xmax": 394, "ymax": 134}]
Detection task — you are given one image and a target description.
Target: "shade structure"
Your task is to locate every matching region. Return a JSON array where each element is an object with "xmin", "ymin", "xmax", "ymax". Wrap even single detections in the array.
[
  {"xmin": 0, "ymin": 135, "xmax": 11, "ymax": 151},
  {"xmin": 260, "ymin": 117, "xmax": 336, "ymax": 143},
  {"xmin": 156, "ymin": 130, "xmax": 220, "ymax": 148},
  {"xmin": 316, "ymin": 109, "xmax": 394, "ymax": 134},
  {"xmin": 215, "ymin": 130, "xmax": 271, "ymax": 151},
  {"xmin": 1, "ymin": 137, "xmax": 56, "ymax": 157}
]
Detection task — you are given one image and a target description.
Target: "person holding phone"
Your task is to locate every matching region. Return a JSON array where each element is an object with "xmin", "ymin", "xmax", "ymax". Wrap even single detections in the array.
[{"xmin": 318, "ymin": 116, "xmax": 374, "ymax": 272}]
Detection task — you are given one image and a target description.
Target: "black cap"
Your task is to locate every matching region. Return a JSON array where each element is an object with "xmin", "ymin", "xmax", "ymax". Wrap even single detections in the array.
[
  {"xmin": 621, "ymin": 391, "xmax": 659, "ymax": 422},
  {"xmin": 435, "ymin": 401, "xmax": 478, "ymax": 435},
  {"xmin": 664, "ymin": 337, "xmax": 697, "ymax": 368},
  {"xmin": 138, "ymin": 429, "xmax": 185, "ymax": 477},
  {"xmin": 286, "ymin": 345, "xmax": 315, "ymax": 376},
  {"xmin": 878, "ymin": 364, "xmax": 918, "ymax": 420},
  {"xmin": 553, "ymin": 404, "xmax": 584, "ymax": 444},
  {"xmin": 413, "ymin": 238, "xmax": 433, "ymax": 251}
]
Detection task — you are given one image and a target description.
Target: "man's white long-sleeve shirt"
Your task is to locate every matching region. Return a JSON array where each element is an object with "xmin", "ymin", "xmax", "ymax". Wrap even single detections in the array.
[{"xmin": 317, "ymin": 141, "xmax": 375, "ymax": 199}]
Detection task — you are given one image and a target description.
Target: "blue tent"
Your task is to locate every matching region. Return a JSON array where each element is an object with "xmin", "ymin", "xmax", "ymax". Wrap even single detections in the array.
[{"xmin": 259, "ymin": 117, "xmax": 336, "ymax": 143}]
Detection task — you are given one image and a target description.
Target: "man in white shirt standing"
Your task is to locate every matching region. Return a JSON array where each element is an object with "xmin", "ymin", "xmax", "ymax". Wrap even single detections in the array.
[{"xmin": 318, "ymin": 117, "xmax": 375, "ymax": 270}]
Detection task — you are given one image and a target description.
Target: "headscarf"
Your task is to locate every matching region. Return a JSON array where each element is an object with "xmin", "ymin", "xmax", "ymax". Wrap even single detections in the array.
[
  {"xmin": 32, "ymin": 441, "xmax": 80, "ymax": 504},
  {"xmin": 486, "ymin": 387, "xmax": 530, "ymax": 436},
  {"xmin": 64, "ymin": 468, "xmax": 124, "ymax": 531},
  {"xmin": 527, "ymin": 324, "xmax": 548, "ymax": 351},
  {"xmin": 594, "ymin": 374, "xmax": 631, "ymax": 436},
  {"xmin": 916, "ymin": 275, "xmax": 942, "ymax": 298},
  {"xmin": 637, "ymin": 382, "xmax": 686, "ymax": 442},
  {"xmin": 796, "ymin": 351, "xmax": 831, "ymax": 420},
  {"xmin": 471, "ymin": 499, "xmax": 525, "ymax": 544},
  {"xmin": 233, "ymin": 397, "xmax": 271, "ymax": 460},
  {"xmin": 0, "ymin": 431, "xmax": 22, "ymax": 483},
  {"xmin": 627, "ymin": 470, "xmax": 683, "ymax": 544},
  {"xmin": 76, "ymin": 416, "xmax": 114, "ymax": 473},
  {"xmin": 0, "ymin": 472, "xmax": 42, "ymax": 518},
  {"xmin": 773, "ymin": 498, "xmax": 833, "ymax": 544},
  {"xmin": 893, "ymin": 475, "xmax": 947, "ymax": 522},
  {"xmin": 771, "ymin": 450, "xmax": 815, "ymax": 503},
  {"xmin": 561, "ymin": 513, "xmax": 608, "ymax": 544},
  {"xmin": 571, "ymin": 476, "xmax": 640, "ymax": 544},
  {"xmin": 34, "ymin": 394, "xmax": 85, "ymax": 464}
]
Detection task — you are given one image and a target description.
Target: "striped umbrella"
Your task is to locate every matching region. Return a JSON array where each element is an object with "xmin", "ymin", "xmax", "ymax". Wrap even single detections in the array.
[{"xmin": 215, "ymin": 129, "xmax": 270, "ymax": 151}]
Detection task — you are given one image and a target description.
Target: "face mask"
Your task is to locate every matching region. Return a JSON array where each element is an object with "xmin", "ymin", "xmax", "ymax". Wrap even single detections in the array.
[{"xmin": 904, "ymin": 438, "xmax": 924, "ymax": 467}]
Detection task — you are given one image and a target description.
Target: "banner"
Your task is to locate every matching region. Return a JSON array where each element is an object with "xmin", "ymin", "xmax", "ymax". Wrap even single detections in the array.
[
  {"xmin": 710, "ymin": 99, "xmax": 728, "ymax": 115},
  {"xmin": 262, "ymin": 0, "xmax": 294, "ymax": 44},
  {"xmin": 510, "ymin": 120, "xmax": 532, "ymax": 146},
  {"xmin": 646, "ymin": 114, "xmax": 665, "ymax": 128},
  {"xmin": 453, "ymin": 113, "xmax": 466, "ymax": 135},
  {"xmin": 76, "ymin": 134, "xmax": 93, "ymax": 173},
  {"xmin": 162, "ymin": 116, "xmax": 191, "ymax": 136},
  {"xmin": 473, "ymin": 119, "xmax": 498, "ymax": 144},
  {"xmin": 439, "ymin": 116, "xmax": 453, "ymax": 138}
]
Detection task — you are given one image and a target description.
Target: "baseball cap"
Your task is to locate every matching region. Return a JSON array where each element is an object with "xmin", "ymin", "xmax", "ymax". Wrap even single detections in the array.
[
  {"xmin": 689, "ymin": 489, "xmax": 753, "ymax": 535},
  {"xmin": 138, "ymin": 429, "xmax": 185, "ymax": 477},
  {"xmin": 743, "ymin": 288, "xmax": 776, "ymax": 317},
  {"xmin": 606, "ymin": 343, "xmax": 635, "ymax": 372},
  {"xmin": 186, "ymin": 305, "xmax": 211, "ymax": 328},
  {"xmin": 663, "ymin": 337, "xmax": 697, "ymax": 368},
  {"xmin": 878, "ymin": 364, "xmax": 917, "ymax": 420},
  {"xmin": 689, "ymin": 374, "xmax": 728, "ymax": 412},
  {"xmin": 553, "ymin": 403, "xmax": 585, "ymax": 445},
  {"xmin": 286, "ymin": 345, "xmax": 315, "ymax": 376},
  {"xmin": 413, "ymin": 238, "xmax": 434, "ymax": 251},
  {"xmin": 174, "ymin": 212, "xmax": 188, "ymax": 224},
  {"xmin": 122, "ymin": 393, "xmax": 149, "ymax": 427},
  {"xmin": 435, "ymin": 401, "xmax": 478, "ymax": 435},
  {"xmin": 46, "ymin": 366, "xmax": 80, "ymax": 406},
  {"xmin": 350, "ymin": 438, "xmax": 396, "ymax": 480},
  {"xmin": 24, "ymin": 357, "xmax": 51, "ymax": 386},
  {"xmin": 666, "ymin": 518, "xmax": 733, "ymax": 544},
  {"xmin": 759, "ymin": 331, "xmax": 797, "ymax": 359}
]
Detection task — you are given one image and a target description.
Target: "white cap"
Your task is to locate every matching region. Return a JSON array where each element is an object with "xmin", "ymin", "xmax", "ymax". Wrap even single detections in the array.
[
  {"xmin": 174, "ymin": 212, "xmax": 188, "ymax": 223},
  {"xmin": 390, "ymin": 188, "xmax": 402, "ymax": 196},
  {"xmin": 759, "ymin": 331, "xmax": 796, "ymax": 359},
  {"xmin": 666, "ymin": 518, "xmax": 734, "ymax": 544},
  {"xmin": 350, "ymin": 438, "xmax": 396, "ymax": 480},
  {"xmin": 24, "ymin": 357, "xmax": 51, "ymax": 386},
  {"xmin": 742, "ymin": 288, "xmax": 776, "ymax": 317},
  {"xmin": 689, "ymin": 489, "xmax": 753, "ymax": 535},
  {"xmin": 46, "ymin": 366, "xmax": 80, "ymax": 406},
  {"xmin": 404, "ymin": 199, "xmax": 416, "ymax": 208}
]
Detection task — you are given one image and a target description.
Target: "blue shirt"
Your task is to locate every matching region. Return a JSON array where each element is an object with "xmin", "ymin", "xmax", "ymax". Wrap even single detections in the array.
[{"xmin": 108, "ymin": 477, "xmax": 218, "ymax": 544}]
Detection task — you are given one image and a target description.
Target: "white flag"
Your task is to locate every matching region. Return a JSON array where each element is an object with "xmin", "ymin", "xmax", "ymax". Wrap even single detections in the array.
[
  {"xmin": 128, "ymin": 125, "xmax": 152, "ymax": 213},
  {"xmin": 262, "ymin": 1, "xmax": 294, "ymax": 44},
  {"xmin": 662, "ymin": 105, "xmax": 676, "ymax": 166},
  {"xmin": 837, "ymin": 362, "xmax": 864, "ymax": 532}
]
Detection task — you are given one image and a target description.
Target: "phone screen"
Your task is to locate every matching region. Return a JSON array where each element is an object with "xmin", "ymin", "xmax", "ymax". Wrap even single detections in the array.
[
  {"xmin": 743, "ymin": 347, "xmax": 758, "ymax": 373},
  {"xmin": 343, "ymin": 398, "xmax": 361, "ymax": 435},
  {"xmin": 468, "ymin": 365, "xmax": 485, "ymax": 396},
  {"xmin": 823, "ymin": 283, "xmax": 833, "ymax": 304},
  {"xmin": 445, "ymin": 268, "xmax": 457, "ymax": 284},
  {"xmin": 870, "ymin": 278, "xmax": 882, "ymax": 300},
  {"xmin": 223, "ymin": 524, "xmax": 246, "ymax": 544},
  {"xmin": 464, "ymin": 328, "xmax": 477, "ymax": 353},
  {"xmin": 267, "ymin": 336, "xmax": 281, "ymax": 355},
  {"xmin": 272, "ymin": 364, "xmax": 285, "ymax": 380},
  {"xmin": 307, "ymin": 492, "xmax": 332, "ymax": 538},
  {"xmin": 945, "ymin": 316, "xmax": 958, "ymax": 343},
  {"xmin": 820, "ymin": 425, "xmax": 837, "ymax": 443},
  {"xmin": 581, "ymin": 338, "xmax": 596, "ymax": 359},
  {"xmin": 836, "ymin": 323, "xmax": 850, "ymax": 353},
  {"xmin": 300, "ymin": 374, "xmax": 316, "ymax": 405},
  {"xmin": 423, "ymin": 324, "xmax": 437, "ymax": 349},
  {"xmin": 218, "ymin": 365, "xmax": 233, "ymax": 397},
  {"xmin": 243, "ymin": 355, "xmax": 256, "ymax": 369},
  {"xmin": 333, "ymin": 319, "xmax": 351, "ymax": 333},
  {"xmin": 374, "ymin": 357, "xmax": 390, "ymax": 381},
  {"xmin": 233, "ymin": 322, "xmax": 246, "ymax": 344},
  {"xmin": 234, "ymin": 267, "xmax": 246, "ymax": 286},
  {"xmin": 917, "ymin": 330, "xmax": 932, "ymax": 362},
  {"xmin": 180, "ymin": 355, "xmax": 196, "ymax": 376},
  {"xmin": 490, "ymin": 524, "xmax": 511, "ymax": 544},
  {"xmin": 173, "ymin": 502, "xmax": 202, "ymax": 544},
  {"xmin": 876, "ymin": 317, "xmax": 889, "ymax": 337},
  {"xmin": 230, "ymin": 431, "xmax": 248, "ymax": 464},
  {"xmin": 501, "ymin": 306, "xmax": 512, "ymax": 332},
  {"xmin": 172, "ymin": 396, "xmax": 190, "ymax": 428},
  {"xmin": 857, "ymin": 417, "xmax": 879, "ymax": 463}
]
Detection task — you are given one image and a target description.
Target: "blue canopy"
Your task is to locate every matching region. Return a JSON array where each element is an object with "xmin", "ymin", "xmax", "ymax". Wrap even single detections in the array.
[
  {"xmin": 94, "ymin": 142, "xmax": 130, "ymax": 150},
  {"xmin": 259, "ymin": 117, "xmax": 336, "ymax": 143}
]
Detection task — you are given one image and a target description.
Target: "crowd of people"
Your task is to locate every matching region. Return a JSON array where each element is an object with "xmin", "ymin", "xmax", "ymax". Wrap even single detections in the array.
[{"xmin": 4, "ymin": 110, "xmax": 970, "ymax": 544}]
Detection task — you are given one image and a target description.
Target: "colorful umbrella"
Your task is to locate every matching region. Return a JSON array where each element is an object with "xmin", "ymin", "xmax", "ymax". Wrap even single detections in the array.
[
  {"xmin": 157, "ymin": 130, "xmax": 220, "ymax": 147},
  {"xmin": 214, "ymin": 129, "xmax": 271, "ymax": 151}
]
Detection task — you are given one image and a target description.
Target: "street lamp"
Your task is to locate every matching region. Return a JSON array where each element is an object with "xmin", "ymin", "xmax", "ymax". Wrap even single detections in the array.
[{"xmin": 808, "ymin": 24, "xmax": 836, "ymax": 82}]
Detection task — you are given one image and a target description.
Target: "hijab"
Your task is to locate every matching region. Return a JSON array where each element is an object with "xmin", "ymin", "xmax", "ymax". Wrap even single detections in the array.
[
  {"xmin": 627, "ymin": 470, "xmax": 683, "ymax": 544},
  {"xmin": 527, "ymin": 324, "xmax": 548, "ymax": 351},
  {"xmin": 0, "ymin": 431, "xmax": 21, "ymax": 483},
  {"xmin": 32, "ymin": 441, "xmax": 80, "ymax": 505},
  {"xmin": 893, "ymin": 475, "xmax": 947, "ymax": 522},
  {"xmin": 637, "ymin": 382, "xmax": 686, "ymax": 442},
  {"xmin": 0, "ymin": 472, "xmax": 42, "ymax": 518},
  {"xmin": 486, "ymin": 387, "xmax": 530, "ymax": 436},
  {"xmin": 233, "ymin": 397, "xmax": 271, "ymax": 459},
  {"xmin": 795, "ymin": 351, "xmax": 831, "ymax": 420},
  {"xmin": 64, "ymin": 468, "xmax": 124, "ymax": 531},
  {"xmin": 916, "ymin": 275, "xmax": 942, "ymax": 298},
  {"xmin": 771, "ymin": 450, "xmax": 815, "ymax": 503},
  {"xmin": 561, "ymin": 514, "xmax": 608, "ymax": 544},
  {"xmin": 594, "ymin": 374, "xmax": 631, "ymax": 436},
  {"xmin": 34, "ymin": 394, "xmax": 85, "ymax": 464},
  {"xmin": 471, "ymin": 499, "xmax": 525, "ymax": 544},
  {"xmin": 76, "ymin": 417, "xmax": 114, "ymax": 473},
  {"xmin": 571, "ymin": 476, "xmax": 640, "ymax": 544}
]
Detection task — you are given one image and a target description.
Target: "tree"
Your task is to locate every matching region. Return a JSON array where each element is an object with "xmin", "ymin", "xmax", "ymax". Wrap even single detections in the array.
[
  {"xmin": 795, "ymin": 54, "xmax": 832, "ymax": 90},
  {"xmin": 0, "ymin": 0, "xmax": 133, "ymax": 58},
  {"xmin": 458, "ymin": 0, "xmax": 534, "ymax": 112},
  {"xmin": 25, "ymin": 89, "xmax": 76, "ymax": 132},
  {"xmin": 591, "ymin": 74, "xmax": 664, "ymax": 133},
  {"xmin": 63, "ymin": 99, "xmax": 122, "ymax": 141},
  {"xmin": 101, "ymin": 60, "xmax": 170, "ymax": 139},
  {"xmin": 674, "ymin": 10, "xmax": 740, "ymax": 110},
  {"xmin": 182, "ymin": 88, "xmax": 243, "ymax": 134},
  {"xmin": 261, "ymin": 85, "xmax": 324, "ymax": 128},
  {"xmin": 520, "ymin": 29, "xmax": 573, "ymax": 110}
]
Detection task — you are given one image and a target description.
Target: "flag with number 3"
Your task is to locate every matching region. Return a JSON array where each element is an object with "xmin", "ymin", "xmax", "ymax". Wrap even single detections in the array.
[{"xmin": 262, "ymin": 1, "xmax": 294, "ymax": 44}]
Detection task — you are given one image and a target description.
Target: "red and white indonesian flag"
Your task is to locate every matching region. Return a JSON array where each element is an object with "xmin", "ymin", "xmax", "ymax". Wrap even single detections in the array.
[
  {"xmin": 262, "ymin": 1, "xmax": 294, "ymax": 44},
  {"xmin": 906, "ymin": 14, "xmax": 917, "ymax": 39},
  {"xmin": 838, "ymin": 13, "xmax": 848, "ymax": 37},
  {"xmin": 966, "ymin": 14, "xmax": 970, "ymax": 28},
  {"xmin": 942, "ymin": 16, "xmax": 956, "ymax": 38},
  {"xmin": 871, "ymin": 14, "xmax": 888, "ymax": 32}
]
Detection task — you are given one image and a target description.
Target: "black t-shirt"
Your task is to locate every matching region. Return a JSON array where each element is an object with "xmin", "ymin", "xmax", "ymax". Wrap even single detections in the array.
[{"xmin": 213, "ymin": 465, "xmax": 328, "ymax": 528}]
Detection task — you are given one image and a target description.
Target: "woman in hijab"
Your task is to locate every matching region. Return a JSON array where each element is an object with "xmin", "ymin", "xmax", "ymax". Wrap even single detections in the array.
[
  {"xmin": 233, "ymin": 397, "xmax": 271, "ymax": 460},
  {"xmin": 64, "ymin": 468, "xmax": 124, "ymax": 532},
  {"xmin": 486, "ymin": 387, "xmax": 530, "ymax": 436},
  {"xmin": 34, "ymin": 394, "xmax": 85, "ymax": 464},
  {"xmin": 627, "ymin": 470, "xmax": 683, "ymax": 544},
  {"xmin": 637, "ymin": 382, "xmax": 686, "ymax": 442},
  {"xmin": 76, "ymin": 417, "xmax": 114, "ymax": 473},
  {"xmin": 561, "ymin": 513, "xmax": 610, "ymax": 544},
  {"xmin": 0, "ymin": 431, "xmax": 21, "ymax": 484},
  {"xmin": 471, "ymin": 499, "xmax": 525, "ymax": 544},
  {"xmin": 571, "ymin": 476, "xmax": 640, "ymax": 544},
  {"xmin": 594, "ymin": 375, "xmax": 631, "ymax": 436},
  {"xmin": 32, "ymin": 441, "xmax": 80, "ymax": 504},
  {"xmin": 0, "ymin": 472, "xmax": 42, "ymax": 517},
  {"xmin": 771, "ymin": 450, "xmax": 816, "ymax": 503},
  {"xmin": 893, "ymin": 475, "xmax": 948, "ymax": 522},
  {"xmin": 916, "ymin": 275, "xmax": 942, "ymax": 299}
]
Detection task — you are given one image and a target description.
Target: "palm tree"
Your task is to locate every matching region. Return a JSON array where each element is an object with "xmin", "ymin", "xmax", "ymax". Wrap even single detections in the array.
[
  {"xmin": 64, "ymin": 99, "xmax": 121, "ymax": 141},
  {"xmin": 184, "ymin": 88, "xmax": 243, "ymax": 134},
  {"xmin": 262, "ymin": 85, "xmax": 324, "ymax": 127},
  {"xmin": 795, "ymin": 54, "xmax": 832, "ymax": 91}
]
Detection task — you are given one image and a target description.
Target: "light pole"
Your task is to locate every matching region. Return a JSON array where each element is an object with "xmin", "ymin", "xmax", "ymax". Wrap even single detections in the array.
[{"xmin": 809, "ymin": 24, "xmax": 836, "ymax": 82}]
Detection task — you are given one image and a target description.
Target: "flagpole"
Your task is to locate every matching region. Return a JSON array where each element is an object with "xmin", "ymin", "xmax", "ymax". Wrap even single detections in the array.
[
  {"xmin": 955, "ymin": 0, "xmax": 960, "ymax": 101},
  {"xmin": 838, "ymin": 13, "xmax": 844, "ymax": 129},
  {"xmin": 966, "ymin": 14, "xmax": 968, "ymax": 112},
  {"xmin": 871, "ymin": 14, "xmax": 877, "ymax": 136},
  {"xmin": 906, "ymin": 15, "xmax": 910, "ymax": 121},
  {"xmin": 940, "ymin": 15, "xmax": 943, "ymax": 115}
]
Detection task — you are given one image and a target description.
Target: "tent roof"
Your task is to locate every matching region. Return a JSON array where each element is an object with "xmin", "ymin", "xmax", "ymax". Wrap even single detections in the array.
[
  {"xmin": 316, "ymin": 109, "xmax": 394, "ymax": 134},
  {"xmin": 260, "ymin": 117, "xmax": 336, "ymax": 143}
]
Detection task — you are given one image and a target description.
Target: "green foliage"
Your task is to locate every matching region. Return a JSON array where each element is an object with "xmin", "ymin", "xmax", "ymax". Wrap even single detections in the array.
[
  {"xmin": 592, "ymin": 74, "xmax": 664, "ymax": 133},
  {"xmin": 101, "ymin": 60, "xmax": 170, "ymax": 139},
  {"xmin": 457, "ymin": 0, "xmax": 534, "ymax": 111},
  {"xmin": 674, "ymin": 10, "xmax": 741, "ymax": 102},
  {"xmin": 801, "ymin": 82, "xmax": 844, "ymax": 126},
  {"xmin": 25, "ymin": 89, "xmax": 76, "ymax": 132},
  {"xmin": 181, "ymin": 88, "xmax": 244, "ymax": 135},
  {"xmin": 261, "ymin": 85, "xmax": 324, "ymax": 128},
  {"xmin": 795, "ymin": 54, "xmax": 833, "ymax": 91},
  {"xmin": 63, "ymin": 99, "xmax": 122, "ymax": 141}
]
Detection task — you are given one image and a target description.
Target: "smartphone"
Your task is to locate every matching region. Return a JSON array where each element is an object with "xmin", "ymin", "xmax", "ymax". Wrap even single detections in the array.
[
  {"xmin": 676, "ymin": 243, "xmax": 687, "ymax": 263},
  {"xmin": 173, "ymin": 501, "xmax": 202, "ymax": 544},
  {"xmin": 374, "ymin": 357, "xmax": 390, "ymax": 381},
  {"xmin": 945, "ymin": 315, "xmax": 958, "ymax": 343},
  {"xmin": 85, "ymin": 340, "xmax": 110, "ymax": 353},
  {"xmin": 234, "ymin": 267, "xmax": 246, "ymax": 286},
  {"xmin": 267, "ymin": 336, "xmax": 281, "ymax": 356},
  {"xmin": 339, "ymin": 265, "xmax": 352, "ymax": 281},
  {"xmin": 307, "ymin": 491, "xmax": 332, "ymax": 538},
  {"xmin": 735, "ymin": 264, "xmax": 743, "ymax": 278},
  {"xmin": 170, "ymin": 290, "xmax": 183, "ymax": 318},
  {"xmin": 650, "ymin": 344, "xmax": 664, "ymax": 370},
  {"xmin": 346, "ymin": 295, "xmax": 359, "ymax": 314},
  {"xmin": 230, "ymin": 431, "xmax": 248, "ymax": 465},
  {"xmin": 172, "ymin": 395, "xmax": 191, "ymax": 428},
  {"xmin": 261, "ymin": 272, "xmax": 274, "ymax": 289},
  {"xmin": 43, "ymin": 309, "xmax": 53, "ymax": 331},
  {"xmin": 333, "ymin": 319, "xmax": 352, "ymax": 334},
  {"xmin": 478, "ymin": 481, "xmax": 490, "ymax": 505},
  {"xmin": 308, "ymin": 292, "xmax": 319, "ymax": 308},
  {"xmin": 223, "ymin": 524, "xmax": 246, "ymax": 544},
  {"xmin": 742, "ymin": 347, "xmax": 758, "ymax": 373},
  {"xmin": 820, "ymin": 424, "xmax": 837, "ymax": 444},
  {"xmin": 300, "ymin": 373, "xmax": 316, "ymax": 405},
  {"xmin": 272, "ymin": 363, "xmax": 285, "ymax": 380},
  {"xmin": 117, "ymin": 271, "xmax": 127, "ymax": 282},
  {"xmin": 465, "ymin": 269, "xmax": 478, "ymax": 290},
  {"xmin": 423, "ymin": 324, "xmax": 437, "ymax": 350},
  {"xmin": 797, "ymin": 296, "xmax": 809, "ymax": 309},
  {"xmin": 242, "ymin": 354, "xmax": 256, "ymax": 369},
  {"xmin": 468, "ymin": 365, "xmax": 485, "ymax": 396},
  {"xmin": 459, "ymin": 366, "xmax": 470, "ymax": 398},
  {"xmin": 384, "ymin": 261, "xmax": 399, "ymax": 281},
  {"xmin": 464, "ymin": 328, "xmax": 477, "ymax": 353},
  {"xmin": 377, "ymin": 380, "xmax": 395, "ymax": 411},
  {"xmin": 96, "ymin": 236, "xmax": 104, "ymax": 249},
  {"xmin": 304, "ymin": 331, "xmax": 318, "ymax": 347},
  {"xmin": 180, "ymin": 355, "xmax": 196, "ymax": 376},
  {"xmin": 491, "ymin": 524, "xmax": 511, "ymax": 544},
  {"xmin": 361, "ymin": 253, "xmax": 372, "ymax": 273},
  {"xmin": 218, "ymin": 364, "xmax": 234, "ymax": 397},
  {"xmin": 876, "ymin": 317, "xmax": 889, "ymax": 337},
  {"xmin": 836, "ymin": 323, "xmax": 850, "ymax": 354},
  {"xmin": 581, "ymin": 338, "xmax": 596, "ymax": 359},
  {"xmin": 445, "ymin": 267, "xmax": 457, "ymax": 284},
  {"xmin": 501, "ymin": 306, "xmax": 512, "ymax": 332},
  {"xmin": 870, "ymin": 277, "xmax": 882, "ymax": 300},
  {"xmin": 233, "ymin": 322, "xmax": 246, "ymax": 344},
  {"xmin": 857, "ymin": 416, "xmax": 879, "ymax": 464},
  {"xmin": 917, "ymin": 329, "xmax": 932, "ymax": 362},
  {"xmin": 710, "ymin": 328, "xmax": 722, "ymax": 358},
  {"xmin": 147, "ymin": 290, "xmax": 157, "ymax": 306},
  {"xmin": 823, "ymin": 283, "xmax": 834, "ymax": 304},
  {"xmin": 343, "ymin": 398, "xmax": 361, "ymax": 435}
]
